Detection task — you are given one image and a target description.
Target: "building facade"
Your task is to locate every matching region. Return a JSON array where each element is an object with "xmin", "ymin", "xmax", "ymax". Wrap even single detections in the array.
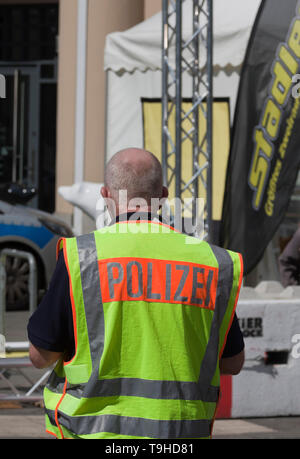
[{"xmin": 0, "ymin": 0, "xmax": 161, "ymax": 232}]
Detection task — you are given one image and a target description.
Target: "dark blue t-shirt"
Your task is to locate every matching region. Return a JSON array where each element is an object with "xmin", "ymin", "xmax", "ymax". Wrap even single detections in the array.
[{"xmin": 27, "ymin": 251, "xmax": 244, "ymax": 359}]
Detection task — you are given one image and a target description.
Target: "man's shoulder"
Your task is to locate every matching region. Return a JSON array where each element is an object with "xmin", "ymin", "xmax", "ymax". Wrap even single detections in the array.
[
  {"xmin": 209, "ymin": 243, "xmax": 242, "ymax": 260},
  {"xmin": 60, "ymin": 232, "xmax": 97, "ymax": 247},
  {"xmin": 178, "ymin": 235, "xmax": 242, "ymax": 259},
  {"xmin": 196, "ymin": 241, "xmax": 243, "ymax": 274}
]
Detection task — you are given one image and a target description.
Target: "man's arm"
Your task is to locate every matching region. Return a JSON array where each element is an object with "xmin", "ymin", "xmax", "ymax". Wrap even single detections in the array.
[
  {"xmin": 219, "ymin": 314, "xmax": 245, "ymax": 375},
  {"xmin": 29, "ymin": 343, "xmax": 63, "ymax": 369},
  {"xmin": 220, "ymin": 349, "xmax": 245, "ymax": 375},
  {"xmin": 27, "ymin": 250, "xmax": 75, "ymax": 369}
]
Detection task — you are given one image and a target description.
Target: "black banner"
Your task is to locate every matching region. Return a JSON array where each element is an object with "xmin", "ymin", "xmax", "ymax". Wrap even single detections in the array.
[{"xmin": 220, "ymin": 0, "xmax": 300, "ymax": 275}]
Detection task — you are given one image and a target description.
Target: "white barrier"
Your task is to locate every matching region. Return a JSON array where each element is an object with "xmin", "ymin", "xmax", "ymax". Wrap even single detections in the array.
[{"xmin": 219, "ymin": 282, "xmax": 300, "ymax": 418}]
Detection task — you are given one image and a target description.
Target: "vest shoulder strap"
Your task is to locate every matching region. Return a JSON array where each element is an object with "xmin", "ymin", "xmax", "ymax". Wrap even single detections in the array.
[{"xmin": 56, "ymin": 237, "xmax": 65, "ymax": 260}]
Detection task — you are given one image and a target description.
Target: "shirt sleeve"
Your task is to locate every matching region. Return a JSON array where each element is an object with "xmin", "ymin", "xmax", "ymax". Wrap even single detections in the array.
[
  {"xmin": 27, "ymin": 250, "xmax": 75, "ymax": 355},
  {"xmin": 221, "ymin": 314, "xmax": 245, "ymax": 358}
]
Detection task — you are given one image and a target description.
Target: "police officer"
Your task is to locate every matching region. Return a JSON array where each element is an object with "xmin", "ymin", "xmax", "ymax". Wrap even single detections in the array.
[{"xmin": 28, "ymin": 148, "xmax": 244, "ymax": 439}]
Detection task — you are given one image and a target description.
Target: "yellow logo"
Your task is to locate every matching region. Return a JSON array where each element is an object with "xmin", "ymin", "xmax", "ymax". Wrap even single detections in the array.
[{"xmin": 248, "ymin": 2, "xmax": 300, "ymax": 215}]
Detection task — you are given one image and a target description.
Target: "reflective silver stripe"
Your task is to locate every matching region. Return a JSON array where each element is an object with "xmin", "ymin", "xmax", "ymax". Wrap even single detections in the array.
[
  {"xmin": 46, "ymin": 370, "xmax": 65, "ymax": 394},
  {"xmin": 45, "ymin": 409, "xmax": 211, "ymax": 439},
  {"xmin": 61, "ymin": 377, "xmax": 219, "ymax": 402},
  {"xmin": 77, "ymin": 234, "xmax": 104, "ymax": 370},
  {"xmin": 45, "ymin": 370, "xmax": 219, "ymax": 402},
  {"xmin": 197, "ymin": 245, "xmax": 233, "ymax": 390}
]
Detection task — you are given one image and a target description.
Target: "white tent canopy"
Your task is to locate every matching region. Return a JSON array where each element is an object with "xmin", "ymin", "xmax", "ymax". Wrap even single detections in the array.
[
  {"xmin": 104, "ymin": 0, "xmax": 261, "ymax": 159},
  {"xmin": 105, "ymin": 0, "xmax": 261, "ymax": 73}
]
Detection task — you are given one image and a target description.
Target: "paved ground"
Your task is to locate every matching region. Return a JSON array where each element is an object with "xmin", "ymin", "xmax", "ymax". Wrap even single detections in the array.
[
  {"xmin": 1, "ymin": 311, "xmax": 300, "ymax": 439},
  {"xmin": 214, "ymin": 416, "xmax": 300, "ymax": 439}
]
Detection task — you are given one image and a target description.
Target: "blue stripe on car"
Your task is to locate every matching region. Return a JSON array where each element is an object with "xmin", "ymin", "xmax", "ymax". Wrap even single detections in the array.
[{"xmin": 0, "ymin": 224, "xmax": 54, "ymax": 249}]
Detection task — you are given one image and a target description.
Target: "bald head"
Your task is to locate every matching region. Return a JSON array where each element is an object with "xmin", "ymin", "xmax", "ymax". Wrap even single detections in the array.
[
  {"xmin": 104, "ymin": 148, "xmax": 165, "ymax": 205},
  {"xmin": 101, "ymin": 148, "xmax": 168, "ymax": 217}
]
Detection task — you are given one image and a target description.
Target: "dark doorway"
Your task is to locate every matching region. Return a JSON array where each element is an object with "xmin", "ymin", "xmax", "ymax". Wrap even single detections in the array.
[{"xmin": 0, "ymin": 3, "xmax": 58, "ymax": 213}]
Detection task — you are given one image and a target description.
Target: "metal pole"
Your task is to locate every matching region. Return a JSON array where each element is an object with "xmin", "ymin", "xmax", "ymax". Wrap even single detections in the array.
[
  {"xmin": 0, "ymin": 73, "xmax": 6, "ymax": 99},
  {"xmin": 162, "ymin": 0, "xmax": 169, "ymax": 187},
  {"xmin": 74, "ymin": 0, "xmax": 88, "ymax": 235},
  {"xmin": 206, "ymin": 0, "xmax": 213, "ymax": 242},
  {"xmin": 192, "ymin": 0, "xmax": 200, "ymax": 229},
  {"xmin": 12, "ymin": 70, "xmax": 20, "ymax": 183},
  {"xmin": 161, "ymin": 0, "xmax": 213, "ymax": 236},
  {"xmin": 0, "ymin": 260, "xmax": 5, "ymax": 336},
  {"xmin": 25, "ymin": 369, "xmax": 51, "ymax": 397},
  {"xmin": 175, "ymin": 0, "xmax": 182, "ymax": 201}
]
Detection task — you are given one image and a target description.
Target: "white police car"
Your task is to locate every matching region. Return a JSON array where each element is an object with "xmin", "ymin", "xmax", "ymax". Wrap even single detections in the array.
[{"xmin": 0, "ymin": 184, "xmax": 73, "ymax": 311}]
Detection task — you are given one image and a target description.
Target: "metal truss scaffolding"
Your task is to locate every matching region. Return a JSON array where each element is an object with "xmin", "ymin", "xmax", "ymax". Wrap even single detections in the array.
[{"xmin": 162, "ymin": 0, "xmax": 213, "ymax": 240}]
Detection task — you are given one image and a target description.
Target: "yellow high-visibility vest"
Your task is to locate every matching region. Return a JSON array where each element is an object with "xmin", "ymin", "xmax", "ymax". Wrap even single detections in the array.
[{"xmin": 44, "ymin": 219, "xmax": 243, "ymax": 439}]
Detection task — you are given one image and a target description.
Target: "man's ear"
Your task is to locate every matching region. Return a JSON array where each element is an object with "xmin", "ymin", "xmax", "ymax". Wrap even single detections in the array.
[
  {"xmin": 101, "ymin": 186, "xmax": 109, "ymax": 199},
  {"xmin": 101, "ymin": 186, "xmax": 117, "ymax": 218}
]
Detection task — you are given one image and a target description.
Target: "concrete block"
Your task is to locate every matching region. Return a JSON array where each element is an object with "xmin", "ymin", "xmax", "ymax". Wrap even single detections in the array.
[
  {"xmin": 279, "ymin": 286, "xmax": 300, "ymax": 299},
  {"xmin": 231, "ymin": 357, "xmax": 300, "ymax": 418},
  {"xmin": 218, "ymin": 291, "xmax": 300, "ymax": 418},
  {"xmin": 238, "ymin": 287, "xmax": 260, "ymax": 300},
  {"xmin": 255, "ymin": 281, "xmax": 284, "ymax": 298}
]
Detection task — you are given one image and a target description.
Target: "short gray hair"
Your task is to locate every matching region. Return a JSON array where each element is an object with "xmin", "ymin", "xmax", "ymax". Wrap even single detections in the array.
[{"xmin": 105, "ymin": 149, "xmax": 163, "ymax": 205}]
